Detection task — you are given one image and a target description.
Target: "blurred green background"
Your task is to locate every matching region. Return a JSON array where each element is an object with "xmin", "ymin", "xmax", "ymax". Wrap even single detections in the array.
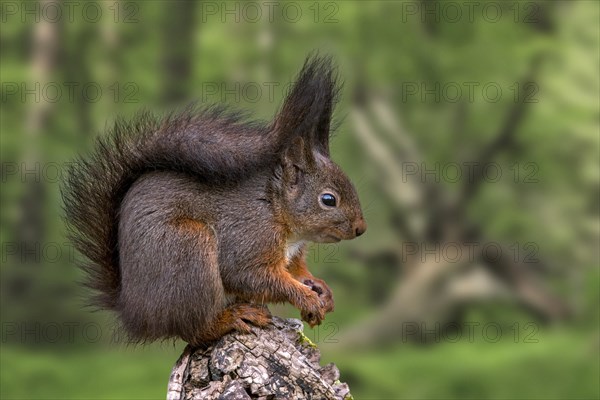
[{"xmin": 1, "ymin": 1, "xmax": 599, "ymax": 399}]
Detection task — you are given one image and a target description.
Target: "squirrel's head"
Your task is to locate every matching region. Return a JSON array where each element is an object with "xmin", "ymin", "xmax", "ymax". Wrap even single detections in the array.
[
  {"xmin": 273, "ymin": 136, "xmax": 366, "ymax": 243},
  {"xmin": 271, "ymin": 54, "xmax": 366, "ymax": 243}
]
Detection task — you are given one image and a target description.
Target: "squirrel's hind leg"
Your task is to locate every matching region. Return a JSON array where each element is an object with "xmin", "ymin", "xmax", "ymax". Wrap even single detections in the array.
[
  {"xmin": 159, "ymin": 218, "xmax": 271, "ymax": 346},
  {"xmin": 191, "ymin": 303, "xmax": 272, "ymax": 345}
]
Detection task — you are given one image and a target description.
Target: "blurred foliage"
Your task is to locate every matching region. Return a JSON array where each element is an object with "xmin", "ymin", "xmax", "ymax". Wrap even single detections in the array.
[{"xmin": 1, "ymin": 0, "xmax": 598, "ymax": 399}]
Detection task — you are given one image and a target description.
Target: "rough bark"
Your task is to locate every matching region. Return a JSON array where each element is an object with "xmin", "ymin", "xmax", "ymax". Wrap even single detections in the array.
[{"xmin": 167, "ymin": 317, "xmax": 352, "ymax": 400}]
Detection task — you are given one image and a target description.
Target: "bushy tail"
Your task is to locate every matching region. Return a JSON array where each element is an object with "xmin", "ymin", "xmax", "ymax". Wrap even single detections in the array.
[{"xmin": 62, "ymin": 54, "xmax": 339, "ymax": 311}]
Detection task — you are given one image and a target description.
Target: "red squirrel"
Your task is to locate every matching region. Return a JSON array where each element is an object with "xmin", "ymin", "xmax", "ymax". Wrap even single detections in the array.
[{"xmin": 63, "ymin": 55, "xmax": 366, "ymax": 346}]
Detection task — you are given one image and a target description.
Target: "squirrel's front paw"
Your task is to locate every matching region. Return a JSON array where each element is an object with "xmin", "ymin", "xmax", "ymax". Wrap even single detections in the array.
[
  {"xmin": 302, "ymin": 278, "xmax": 334, "ymax": 313},
  {"xmin": 298, "ymin": 289, "xmax": 326, "ymax": 327}
]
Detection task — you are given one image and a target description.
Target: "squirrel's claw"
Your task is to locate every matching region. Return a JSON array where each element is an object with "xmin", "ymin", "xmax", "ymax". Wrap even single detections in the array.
[
  {"xmin": 302, "ymin": 278, "xmax": 335, "ymax": 314},
  {"xmin": 298, "ymin": 288, "xmax": 326, "ymax": 326}
]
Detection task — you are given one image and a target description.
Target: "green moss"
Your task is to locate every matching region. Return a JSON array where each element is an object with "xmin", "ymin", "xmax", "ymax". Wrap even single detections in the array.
[{"xmin": 297, "ymin": 331, "xmax": 317, "ymax": 349}]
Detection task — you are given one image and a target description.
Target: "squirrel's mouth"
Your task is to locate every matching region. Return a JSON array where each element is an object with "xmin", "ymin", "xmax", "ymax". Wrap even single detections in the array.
[
  {"xmin": 322, "ymin": 234, "xmax": 341, "ymax": 243},
  {"xmin": 316, "ymin": 230, "xmax": 344, "ymax": 243}
]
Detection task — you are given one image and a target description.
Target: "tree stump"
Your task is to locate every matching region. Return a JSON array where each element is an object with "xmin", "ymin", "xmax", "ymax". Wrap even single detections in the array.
[{"xmin": 167, "ymin": 316, "xmax": 352, "ymax": 400}]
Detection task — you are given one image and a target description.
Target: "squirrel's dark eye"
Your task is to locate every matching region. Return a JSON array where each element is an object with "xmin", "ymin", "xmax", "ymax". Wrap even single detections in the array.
[{"xmin": 320, "ymin": 193, "xmax": 337, "ymax": 207}]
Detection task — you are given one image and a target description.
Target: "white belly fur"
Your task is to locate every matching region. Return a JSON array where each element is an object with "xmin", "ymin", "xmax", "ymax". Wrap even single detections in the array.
[{"xmin": 285, "ymin": 240, "xmax": 305, "ymax": 262}]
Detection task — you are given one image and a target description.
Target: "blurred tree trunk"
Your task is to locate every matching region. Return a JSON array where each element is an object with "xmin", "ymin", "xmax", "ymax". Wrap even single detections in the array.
[
  {"xmin": 2, "ymin": 0, "xmax": 63, "ymax": 342},
  {"xmin": 17, "ymin": 0, "xmax": 62, "ymax": 261},
  {"xmin": 160, "ymin": 0, "xmax": 197, "ymax": 106}
]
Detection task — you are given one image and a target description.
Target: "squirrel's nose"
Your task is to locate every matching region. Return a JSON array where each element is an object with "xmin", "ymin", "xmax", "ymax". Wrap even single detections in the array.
[{"xmin": 354, "ymin": 218, "xmax": 367, "ymax": 237}]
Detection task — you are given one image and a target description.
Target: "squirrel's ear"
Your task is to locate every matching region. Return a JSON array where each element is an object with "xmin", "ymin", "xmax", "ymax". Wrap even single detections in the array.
[
  {"xmin": 283, "ymin": 136, "xmax": 312, "ymax": 170},
  {"xmin": 273, "ymin": 54, "xmax": 339, "ymax": 157},
  {"xmin": 281, "ymin": 136, "xmax": 312, "ymax": 187}
]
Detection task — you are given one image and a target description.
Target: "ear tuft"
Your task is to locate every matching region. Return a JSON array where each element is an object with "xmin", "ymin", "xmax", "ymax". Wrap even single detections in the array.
[{"xmin": 274, "ymin": 52, "xmax": 340, "ymax": 156}]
